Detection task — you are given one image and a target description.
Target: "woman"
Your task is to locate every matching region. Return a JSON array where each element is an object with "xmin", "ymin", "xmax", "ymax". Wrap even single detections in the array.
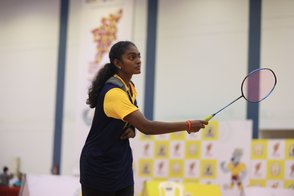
[{"xmin": 80, "ymin": 41, "xmax": 207, "ymax": 196}]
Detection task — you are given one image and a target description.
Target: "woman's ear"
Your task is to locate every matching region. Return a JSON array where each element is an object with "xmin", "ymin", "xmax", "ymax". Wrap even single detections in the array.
[{"xmin": 113, "ymin": 59, "xmax": 122, "ymax": 70}]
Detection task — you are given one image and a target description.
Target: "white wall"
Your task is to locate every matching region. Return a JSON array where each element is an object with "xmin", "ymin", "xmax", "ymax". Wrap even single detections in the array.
[
  {"xmin": 0, "ymin": 0, "xmax": 60, "ymax": 174},
  {"xmin": 61, "ymin": 0, "xmax": 82, "ymax": 175},
  {"xmin": 155, "ymin": 0, "xmax": 294, "ymax": 131},
  {"xmin": 155, "ymin": 0, "xmax": 248, "ymax": 121},
  {"xmin": 0, "ymin": 0, "xmax": 293, "ymax": 176},
  {"xmin": 260, "ymin": 0, "xmax": 294, "ymax": 129}
]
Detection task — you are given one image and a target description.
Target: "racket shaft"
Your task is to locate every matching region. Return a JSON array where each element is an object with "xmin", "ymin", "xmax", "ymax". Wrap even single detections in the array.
[
  {"xmin": 214, "ymin": 95, "xmax": 243, "ymax": 116},
  {"xmin": 205, "ymin": 95, "xmax": 243, "ymax": 121}
]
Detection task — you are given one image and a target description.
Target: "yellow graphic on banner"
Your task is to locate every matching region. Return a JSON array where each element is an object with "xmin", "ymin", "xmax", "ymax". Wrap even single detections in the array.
[
  {"xmin": 249, "ymin": 179, "xmax": 266, "ymax": 187},
  {"xmin": 227, "ymin": 162, "xmax": 246, "ymax": 177},
  {"xmin": 154, "ymin": 141, "xmax": 170, "ymax": 159},
  {"xmin": 92, "ymin": 9, "xmax": 123, "ymax": 65},
  {"xmin": 285, "ymin": 139, "xmax": 294, "ymax": 160},
  {"xmin": 169, "ymin": 159, "xmax": 184, "ymax": 178},
  {"xmin": 159, "ymin": 181, "xmax": 183, "ymax": 196},
  {"xmin": 200, "ymin": 160, "xmax": 217, "ymax": 179},
  {"xmin": 201, "ymin": 121, "xmax": 219, "ymax": 140},
  {"xmin": 153, "ymin": 177, "xmax": 168, "ymax": 181},
  {"xmin": 184, "ymin": 183, "xmax": 221, "ymax": 196},
  {"xmin": 142, "ymin": 180, "xmax": 221, "ymax": 196},
  {"xmin": 185, "ymin": 141, "xmax": 201, "ymax": 159},
  {"xmin": 251, "ymin": 139, "xmax": 267, "ymax": 159},
  {"xmin": 284, "ymin": 180, "xmax": 294, "ymax": 189},
  {"xmin": 142, "ymin": 180, "xmax": 182, "ymax": 196},
  {"xmin": 170, "ymin": 131, "xmax": 186, "ymax": 140},
  {"xmin": 138, "ymin": 159, "xmax": 154, "ymax": 177},
  {"xmin": 183, "ymin": 178, "xmax": 199, "ymax": 183},
  {"xmin": 266, "ymin": 160, "xmax": 285, "ymax": 180},
  {"xmin": 139, "ymin": 132, "xmax": 154, "ymax": 141}
]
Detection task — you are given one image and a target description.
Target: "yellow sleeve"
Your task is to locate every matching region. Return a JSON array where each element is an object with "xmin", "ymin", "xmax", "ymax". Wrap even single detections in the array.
[{"xmin": 104, "ymin": 88, "xmax": 139, "ymax": 120}]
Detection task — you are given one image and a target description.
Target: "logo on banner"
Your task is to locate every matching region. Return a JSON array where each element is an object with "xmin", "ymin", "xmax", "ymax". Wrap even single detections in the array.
[
  {"xmin": 91, "ymin": 9, "xmax": 123, "ymax": 65},
  {"xmin": 289, "ymin": 144, "xmax": 294, "ymax": 157},
  {"xmin": 82, "ymin": 9, "xmax": 123, "ymax": 126}
]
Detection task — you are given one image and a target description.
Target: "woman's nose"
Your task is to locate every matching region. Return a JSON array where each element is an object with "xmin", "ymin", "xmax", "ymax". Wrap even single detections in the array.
[{"xmin": 136, "ymin": 58, "xmax": 141, "ymax": 64}]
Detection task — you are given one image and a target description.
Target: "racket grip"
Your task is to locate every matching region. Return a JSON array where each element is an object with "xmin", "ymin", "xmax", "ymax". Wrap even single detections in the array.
[{"xmin": 203, "ymin": 115, "xmax": 213, "ymax": 122}]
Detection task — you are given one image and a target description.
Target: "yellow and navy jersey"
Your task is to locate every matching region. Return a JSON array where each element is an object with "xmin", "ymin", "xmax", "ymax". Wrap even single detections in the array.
[
  {"xmin": 80, "ymin": 75, "xmax": 138, "ymax": 191},
  {"xmin": 104, "ymin": 74, "xmax": 138, "ymax": 120}
]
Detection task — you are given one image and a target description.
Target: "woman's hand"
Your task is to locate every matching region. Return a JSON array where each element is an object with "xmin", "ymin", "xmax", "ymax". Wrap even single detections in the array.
[
  {"xmin": 186, "ymin": 120, "xmax": 208, "ymax": 134},
  {"xmin": 120, "ymin": 127, "xmax": 136, "ymax": 139}
]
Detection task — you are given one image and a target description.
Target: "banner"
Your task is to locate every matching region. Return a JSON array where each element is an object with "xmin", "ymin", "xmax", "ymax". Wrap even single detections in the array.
[
  {"xmin": 131, "ymin": 121, "xmax": 294, "ymax": 196},
  {"xmin": 249, "ymin": 139, "xmax": 294, "ymax": 189},
  {"xmin": 131, "ymin": 120, "xmax": 253, "ymax": 196},
  {"xmin": 74, "ymin": 0, "xmax": 134, "ymax": 174}
]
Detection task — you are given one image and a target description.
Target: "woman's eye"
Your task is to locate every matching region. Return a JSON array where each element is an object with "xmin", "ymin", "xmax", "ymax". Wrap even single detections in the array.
[
  {"xmin": 128, "ymin": 55, "xmax": 135, "ymax": 60},
  {"xmin": 127, "ymin": 53, "xmax": 140, "ymax": 61}
]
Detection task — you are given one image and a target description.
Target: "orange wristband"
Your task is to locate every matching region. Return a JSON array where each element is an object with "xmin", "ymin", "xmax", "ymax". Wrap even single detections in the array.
[{"xmin": 186, "ymin": 120, "xmax": 192, "ymax": 133}]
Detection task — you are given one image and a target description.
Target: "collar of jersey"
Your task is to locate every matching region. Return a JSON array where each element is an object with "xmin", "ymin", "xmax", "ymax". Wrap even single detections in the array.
[{"xmin": 113, "ymin": 74, "xmax": 130, "ymax": 92}]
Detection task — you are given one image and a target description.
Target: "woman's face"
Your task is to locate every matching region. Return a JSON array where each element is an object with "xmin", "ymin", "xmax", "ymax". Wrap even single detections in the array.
[{"xmin": 118, "ymin": 45, "xmax": 141, "ymax": 75}]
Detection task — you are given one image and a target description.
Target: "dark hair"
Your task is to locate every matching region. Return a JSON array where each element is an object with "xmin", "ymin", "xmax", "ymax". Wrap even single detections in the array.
[
  {"xmin": 87, "ymin": 41, "xmax": 136, "ymax": 108},
  {"xmin": 3, "ymin": 166, "xmax": 8, "ymax": 172}
]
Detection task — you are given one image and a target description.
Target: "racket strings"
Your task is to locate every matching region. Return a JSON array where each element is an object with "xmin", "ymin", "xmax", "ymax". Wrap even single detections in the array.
[{"xmin": 242, "ymin": 69, "xmax": 277, "ymax": 103}]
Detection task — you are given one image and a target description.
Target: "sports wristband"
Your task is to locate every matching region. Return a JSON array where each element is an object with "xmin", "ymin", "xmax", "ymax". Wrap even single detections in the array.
[{"xmin": 186, "ymin": 120, "xmax": 192, "ymax": 134}]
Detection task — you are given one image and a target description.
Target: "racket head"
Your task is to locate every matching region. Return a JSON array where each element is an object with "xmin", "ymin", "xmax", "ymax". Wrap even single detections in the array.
[{"xmin": 241, "ymin": 68, "xmax": 277, "ymax": 103}]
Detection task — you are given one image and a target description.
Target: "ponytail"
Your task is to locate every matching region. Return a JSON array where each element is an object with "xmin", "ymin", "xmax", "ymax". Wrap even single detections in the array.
[{"xmin": 87, "ymin": 63, "xmax": 117, "ymax": 108}]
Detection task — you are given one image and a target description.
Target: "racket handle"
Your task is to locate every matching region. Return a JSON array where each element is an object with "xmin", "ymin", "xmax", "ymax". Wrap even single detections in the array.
[{"xmin": 203, "ymin": 115, "xmax": 213, "ymax": 122}]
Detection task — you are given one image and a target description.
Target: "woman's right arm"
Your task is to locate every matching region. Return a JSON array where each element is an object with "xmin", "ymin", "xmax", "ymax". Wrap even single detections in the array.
[{"xmin": 123, "ymin": 110, "xmax": 208, "ymax": 135}]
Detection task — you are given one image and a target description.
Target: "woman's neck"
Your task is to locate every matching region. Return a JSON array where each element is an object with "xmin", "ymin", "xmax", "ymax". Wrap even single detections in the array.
[{"xmin": 116, "ymin": 72, "xmax": 132, "ymax": 86}]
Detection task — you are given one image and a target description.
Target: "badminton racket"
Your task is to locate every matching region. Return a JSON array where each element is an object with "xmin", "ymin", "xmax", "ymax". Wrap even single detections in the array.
[{"xmin": 204, "ymin": 68, "xmax": 277, "ymax": 121}]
